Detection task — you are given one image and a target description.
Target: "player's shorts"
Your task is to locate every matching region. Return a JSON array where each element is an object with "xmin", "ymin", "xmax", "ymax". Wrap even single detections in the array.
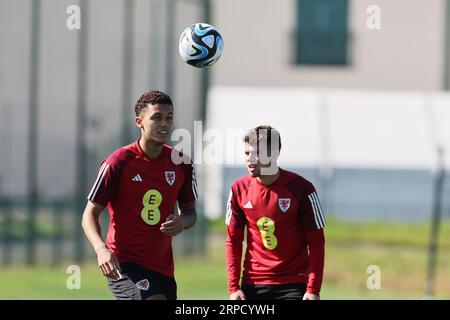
[
  {"xmin": 241, "ymin": 283, "xmax": 307, "ymax": 300},
  {"xmin": 106, "ymin": 262, "xmax": 177, "ymax": 300}
]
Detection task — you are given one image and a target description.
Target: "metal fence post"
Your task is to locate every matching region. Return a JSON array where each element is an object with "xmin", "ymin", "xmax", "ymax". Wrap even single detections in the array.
[
  {"xmin": 74, "ymin": 0, "xmax": 89, "ymax": 264},
  {"xmin": 26, "ymin": 0, "xmax": 41, "ymax": 266},
  {"xmin": 121, "ymin": 0, "xmax": 135, "ymax": 146}
]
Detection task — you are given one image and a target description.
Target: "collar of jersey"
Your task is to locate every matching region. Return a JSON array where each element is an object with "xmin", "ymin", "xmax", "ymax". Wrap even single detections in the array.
[
  {"xmin": 135, "ymin": 138, "xmax": 167, "ymax": 161},
  {"xmin": 253, "ymin": 168, "xmax": 283, "ymax": 188}
]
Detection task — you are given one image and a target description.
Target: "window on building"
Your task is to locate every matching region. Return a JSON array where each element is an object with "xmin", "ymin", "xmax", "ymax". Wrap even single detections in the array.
[{"xmin": 295, "ymin": 0, "xmax": 349, "ymax": 65}]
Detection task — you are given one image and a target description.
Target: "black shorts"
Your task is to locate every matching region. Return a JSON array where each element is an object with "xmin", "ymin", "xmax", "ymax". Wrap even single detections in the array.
[
  {"xmin": 241, "ymin": 283, "xmax": 307, "ymax": 300},
  {"xmin": 107, "ymin": 262, "xmax": 177, "ymax": 300}
]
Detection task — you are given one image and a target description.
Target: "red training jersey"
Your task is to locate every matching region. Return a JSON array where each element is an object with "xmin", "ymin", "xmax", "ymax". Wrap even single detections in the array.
[
  {"xmin": 87, "ymin": 139, "xmax": 198, "ymax": 276},
  {"xmin": 225, "ymin": 168, "xmax": 325, "ymax": 295}
]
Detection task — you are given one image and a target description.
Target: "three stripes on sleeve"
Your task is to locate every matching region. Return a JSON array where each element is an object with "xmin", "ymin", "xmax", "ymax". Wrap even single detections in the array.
[
  {"xmin": 87, "ymin": 162, "xmax": 109, "ymax": 202},
  {"xmin": 308, "ymin": 192, "xmax": 326, "ymax": 229}
]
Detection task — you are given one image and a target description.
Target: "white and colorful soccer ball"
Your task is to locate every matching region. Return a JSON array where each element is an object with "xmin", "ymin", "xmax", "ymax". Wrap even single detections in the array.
[{"xmin": 178, "ymin": 23, "xmax": 224, "ymax": 68}]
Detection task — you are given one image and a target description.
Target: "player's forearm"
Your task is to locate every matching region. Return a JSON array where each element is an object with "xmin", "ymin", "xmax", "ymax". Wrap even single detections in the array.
[
  {"xmin": 226, "ymin": 245, "xmax": 243, "ymax": 293},
  {"xmin": 225, "ymin": 232, "xmax": 244, "ymax": 294},
  {"xmin": 306, "ymin": 229, "xmax": 325, "ymax": 294},
  {"xmin": 179, "ymin": 209, "xmax": 197, "ymax": 230},
  {"xmin": 81, "ymin": 208, "xmax": 106, "ymax": 252}
]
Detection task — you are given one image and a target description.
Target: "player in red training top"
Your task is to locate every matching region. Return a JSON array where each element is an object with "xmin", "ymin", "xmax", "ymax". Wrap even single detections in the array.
[
  {"xmin": 81, "ymin": 90, "xmax": 198, "ymax": 300},
  {"xmin": 226, "ymin": 126, "xmax": 325, "ymax": 300}
]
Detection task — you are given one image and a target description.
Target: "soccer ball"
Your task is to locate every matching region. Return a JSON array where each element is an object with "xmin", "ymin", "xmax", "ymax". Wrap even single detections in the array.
[{"xmin": 178, "ymin": 23, "xmax": 224, "ymax": 68}]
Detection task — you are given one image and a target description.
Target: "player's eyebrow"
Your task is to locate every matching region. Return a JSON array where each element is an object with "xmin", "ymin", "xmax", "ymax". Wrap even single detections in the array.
[{"xmin": 150, "ymin": 111, "xmax": 173, "ymax": 118}]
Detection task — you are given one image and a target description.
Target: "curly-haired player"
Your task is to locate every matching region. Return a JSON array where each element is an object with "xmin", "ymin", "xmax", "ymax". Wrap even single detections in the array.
[{"xmin": 82, "ymin": 90, "xmax": 198, "ymax": 300}]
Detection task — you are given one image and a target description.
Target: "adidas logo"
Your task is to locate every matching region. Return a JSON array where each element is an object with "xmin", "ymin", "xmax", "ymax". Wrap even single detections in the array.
[
  {"xmin": 132, "ymin": 174, "xmax": 143, "ymax": 182},
  {"xmin": 243, "ymin": 201, "xmax": 253, "ymax": 209}
]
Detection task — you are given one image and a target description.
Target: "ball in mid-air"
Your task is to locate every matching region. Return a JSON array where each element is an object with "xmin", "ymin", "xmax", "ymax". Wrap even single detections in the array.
[{"xmin": 179, "ymin": 23, "xmax": 224, "ymax": 68}]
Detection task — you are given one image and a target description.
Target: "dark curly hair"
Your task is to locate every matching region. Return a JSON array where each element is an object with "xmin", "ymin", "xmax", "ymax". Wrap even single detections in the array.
[{"xmin": 134, "ymin": 90, "xmax": 173, "ymax": 116}]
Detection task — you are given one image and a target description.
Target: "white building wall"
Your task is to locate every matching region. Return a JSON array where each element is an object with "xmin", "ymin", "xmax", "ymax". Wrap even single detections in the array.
[{"xmin": 212, "ymin": 0, "xmax": 447, "ymax": 90}]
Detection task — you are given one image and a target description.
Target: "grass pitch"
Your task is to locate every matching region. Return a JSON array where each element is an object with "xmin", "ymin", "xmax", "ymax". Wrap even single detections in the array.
[{"xmin": 0, "ymin": 218, "xmax": 449, "ymax": 300}]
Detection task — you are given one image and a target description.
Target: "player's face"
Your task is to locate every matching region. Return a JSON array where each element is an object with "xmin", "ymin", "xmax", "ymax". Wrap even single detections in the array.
[
  {"xmin": 245, "ymin": 142, "xmax": 279, "ymax": 177},
  {"xmin": 136, "ymin": 103, "xmax": 173, "ymax": 144},
  {"xmin": 245, "ymin": 143, "xmax": 262, "ymax": 177}
]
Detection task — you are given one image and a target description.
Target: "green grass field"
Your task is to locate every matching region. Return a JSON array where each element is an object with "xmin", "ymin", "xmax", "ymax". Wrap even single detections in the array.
[{"xmin": 0, "ymin": 218, "xmax": 449, "ymax": 300}]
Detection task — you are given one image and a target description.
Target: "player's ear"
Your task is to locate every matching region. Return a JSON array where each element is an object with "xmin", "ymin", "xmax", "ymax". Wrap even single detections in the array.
[
  {"xmin": 135, "ymin": 116, "xmax": 143, "ymax": 129},
  {"xmin": 273, "ymin": 149, "xmax": 281, "ymax": 160}
]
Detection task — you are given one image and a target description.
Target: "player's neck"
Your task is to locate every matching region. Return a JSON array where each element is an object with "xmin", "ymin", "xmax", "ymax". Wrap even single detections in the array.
[
  {"xmin": 256, "ymin": 168, "xmax": 280, "ymax": 186},
  {"xmin": 139, "ymin": 138, "xmax": 164, "ymax": 159}
]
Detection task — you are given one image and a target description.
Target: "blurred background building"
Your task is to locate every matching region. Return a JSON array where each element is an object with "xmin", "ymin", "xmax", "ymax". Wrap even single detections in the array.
[
  {"xmin": 207, "ymin": 0, "xmax": 450, "ymax": 222},
  {"xmin": 1, "ymin": 0, "xmax": 449, "ymax": 198}
]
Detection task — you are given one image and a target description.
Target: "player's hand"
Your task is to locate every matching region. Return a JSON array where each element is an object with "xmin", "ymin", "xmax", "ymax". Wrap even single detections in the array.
[
  {"xmin": 96, "ymin": 246, "xmax": 122, "ymax": 280},
  {"xmin": 303, "ymin": 292, "xmax": 320, "ymax": 300},
  {"xmin": 229, "ymin": 290, "xmax": 246, "ymax": 300},
  {"xmin": 160, "ymin": 214, "xmax": 184, "ymax": 237}
]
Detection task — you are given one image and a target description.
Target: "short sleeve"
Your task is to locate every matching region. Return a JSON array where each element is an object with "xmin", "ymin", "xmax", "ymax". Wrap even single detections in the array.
[
  {"xmin": 87, "ymin": 160, "xmax": 121, "ymax": 207},
  {"xmin": 177, "ymin": 164, "xmax": 199, "ymax": 203}
]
